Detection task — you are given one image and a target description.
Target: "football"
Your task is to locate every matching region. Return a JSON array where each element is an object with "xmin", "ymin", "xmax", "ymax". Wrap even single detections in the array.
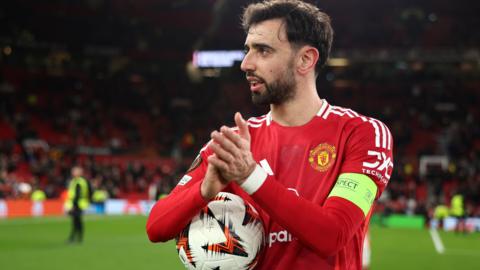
[{"xmin": 176, "ymin": 192, "xmax": 264, "ymax": 270}]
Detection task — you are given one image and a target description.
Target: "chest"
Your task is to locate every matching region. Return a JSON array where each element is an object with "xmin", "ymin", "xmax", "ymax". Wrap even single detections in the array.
[{"xmin": 250, "ymin": 123, "xmax": 347, "ymax": 203}]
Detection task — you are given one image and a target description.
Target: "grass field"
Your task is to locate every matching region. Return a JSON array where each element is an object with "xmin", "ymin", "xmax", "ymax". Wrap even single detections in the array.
[{"xmin": 0, "ymin": 215, "xmax": 479, "ymax": 270}]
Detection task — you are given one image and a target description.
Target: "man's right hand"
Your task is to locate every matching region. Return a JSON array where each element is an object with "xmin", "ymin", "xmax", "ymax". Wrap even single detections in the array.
[{"xmin": 200, "ymin": 160, "xmax": 229, "ymax": 200}]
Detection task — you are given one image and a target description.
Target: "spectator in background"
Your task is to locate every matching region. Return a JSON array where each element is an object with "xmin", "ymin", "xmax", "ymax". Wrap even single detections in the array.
[
  {"xmin": 450, "ymin": 188, "xmax": 467, "ymax": 234},
  {"xmin": 65, "ymin": 166, "xmax": 90, "ymax": 244},
  {"xmin": 0, "ymin": 170, "xmax": 7, "ymax": 199},
  {"xmin": 30, "ymin": 182, "xmax": 46, "ymax": 202},
  {"xmin": 90, "ymin": 176, "xmax": 109, "ymax": 213}
]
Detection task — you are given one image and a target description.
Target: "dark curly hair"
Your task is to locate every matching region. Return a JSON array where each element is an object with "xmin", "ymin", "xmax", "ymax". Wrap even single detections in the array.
[{"xmin": 242, "ymin": 0, "xmax": 333, "ymax": 73}]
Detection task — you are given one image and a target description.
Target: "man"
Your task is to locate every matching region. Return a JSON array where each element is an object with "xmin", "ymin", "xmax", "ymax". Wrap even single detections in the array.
[
  {"xmin": 31, "ymin": 181, "xmax": 47, "ymax": 202},
  {"xmin": 147, "ymin": 1, "xmax": 393, "ymax": 269},
  {"xmin": 65, "ymin": 166, "xmax": 90, "ymax": 243},
  {"xmin": 450, "ymin": 190, "xmax": 467, "ymax": 234}
]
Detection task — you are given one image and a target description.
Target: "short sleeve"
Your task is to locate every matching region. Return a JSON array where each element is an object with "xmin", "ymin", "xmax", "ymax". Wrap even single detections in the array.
[{"xmin": 340, "ymin": 119, "xmax": 394, "ymax": 198}]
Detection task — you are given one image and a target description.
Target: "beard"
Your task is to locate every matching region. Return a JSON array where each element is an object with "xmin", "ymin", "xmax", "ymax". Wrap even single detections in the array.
[{"xmin": 250, "ymin": 60, "xmax": 296, "ymax": 106}]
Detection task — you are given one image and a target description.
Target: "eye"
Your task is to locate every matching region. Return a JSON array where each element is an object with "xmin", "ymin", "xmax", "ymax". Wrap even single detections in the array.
[{"xmin": 258, "ymin": 47, "xmax": 269, "ymax": 56}]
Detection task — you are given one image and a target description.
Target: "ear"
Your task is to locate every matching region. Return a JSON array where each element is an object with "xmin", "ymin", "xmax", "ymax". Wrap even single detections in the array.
[{"xmin": 296, "ymin": 46, "xmax": 319, "ymax": 75}]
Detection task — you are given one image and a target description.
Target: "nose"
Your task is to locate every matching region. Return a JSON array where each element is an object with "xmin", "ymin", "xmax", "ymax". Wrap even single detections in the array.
[{"xmin": 240, "ymin": 52, "xmax": 255, "ymax": 73}]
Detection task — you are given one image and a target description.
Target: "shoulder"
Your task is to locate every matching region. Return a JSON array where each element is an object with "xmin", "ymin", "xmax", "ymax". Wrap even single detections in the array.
[
  {"xmin": 319, "ymin": 103, "xmax": 368, "ymax": 124},
  {"xmin": 320, "ymin": 103, "xmax": 393, "ymax": 148}
]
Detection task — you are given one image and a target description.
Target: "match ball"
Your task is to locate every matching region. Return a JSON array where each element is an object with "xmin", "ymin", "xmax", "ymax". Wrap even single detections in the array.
[{"xmin": 176, "ymin": 192, "xmax": 264, "ymax": 270}]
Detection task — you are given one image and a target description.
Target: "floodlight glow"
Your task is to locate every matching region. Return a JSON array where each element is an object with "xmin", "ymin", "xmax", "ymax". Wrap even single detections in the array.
[
  {"xmin": 193, "ymin": 50, "xmax": 245, "ymax": 68},
  {"xmin": 328, "ymin": 58, "xmax": 349, "ymax": 67}
]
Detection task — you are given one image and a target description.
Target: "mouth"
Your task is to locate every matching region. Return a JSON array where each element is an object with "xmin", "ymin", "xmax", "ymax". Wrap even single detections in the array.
[{"xmin": 247, "ymin": 76, "xmax": 265, "ymax": 92}]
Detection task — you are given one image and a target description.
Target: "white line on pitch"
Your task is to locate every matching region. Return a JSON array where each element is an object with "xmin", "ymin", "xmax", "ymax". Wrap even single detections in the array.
[{"xmin": 429, "ymin": 228, "xmax": 445, "ymax": 254}]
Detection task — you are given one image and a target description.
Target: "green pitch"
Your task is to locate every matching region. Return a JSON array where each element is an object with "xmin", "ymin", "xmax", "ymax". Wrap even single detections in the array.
[
  {"xmin": 0, "ymin": 215, "xmax": 184, "ymax": 270},
  {"xmin": 369, "ymin": 224, "xmax": 480, "ymax": 270},
  {"xmin": 0, "ymin": 216, "xmax": 479, "ymax": 270}
]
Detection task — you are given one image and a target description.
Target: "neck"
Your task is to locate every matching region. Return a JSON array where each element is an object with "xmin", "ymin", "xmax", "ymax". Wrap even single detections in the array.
[{"xmin": 270, "ymin": 79, "xmax": 322, "ymax": 126}]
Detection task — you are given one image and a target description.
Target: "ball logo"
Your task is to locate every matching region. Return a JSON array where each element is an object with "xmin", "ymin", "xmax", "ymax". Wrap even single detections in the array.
[{"xmin": 309, "ymin": 143, "xmax": 336, "ymax": 172}]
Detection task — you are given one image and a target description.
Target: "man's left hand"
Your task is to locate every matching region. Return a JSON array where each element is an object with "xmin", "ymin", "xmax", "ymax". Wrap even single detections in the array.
[{"xmin": 208, "ymin": 112, "xmax": 256, "ymax": 184}]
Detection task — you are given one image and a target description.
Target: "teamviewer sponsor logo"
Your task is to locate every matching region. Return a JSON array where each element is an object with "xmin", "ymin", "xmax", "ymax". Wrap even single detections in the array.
[
  {"xmin": 268, "ymin": 230, "xmax": 293, "ymax": 247},
  {"xmin": 362, "ymin": 168, "xmax": 388, "ymax": 185},
  {"xmin": 362, "ymin": 150, "xmax": 393, "ymax": 183}
]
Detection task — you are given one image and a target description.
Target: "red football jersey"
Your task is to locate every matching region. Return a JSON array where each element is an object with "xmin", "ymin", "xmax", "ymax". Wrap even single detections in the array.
[{"xmin": 146, "ymin": 100, "xmax": 394, "ymax": 270}]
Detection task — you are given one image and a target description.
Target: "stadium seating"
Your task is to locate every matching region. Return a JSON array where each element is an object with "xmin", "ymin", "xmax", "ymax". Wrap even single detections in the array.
[{"xmin": 1, "ymin": 0, "xmax": 479, "ymax": 220}]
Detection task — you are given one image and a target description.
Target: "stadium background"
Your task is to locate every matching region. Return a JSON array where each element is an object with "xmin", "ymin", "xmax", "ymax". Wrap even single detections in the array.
[{"xmin": 0, "ymin": 0, "xmax": 479, "ymax": 269}]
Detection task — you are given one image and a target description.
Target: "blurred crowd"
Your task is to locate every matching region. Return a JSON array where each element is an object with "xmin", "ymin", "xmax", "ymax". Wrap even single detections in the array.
[{"xmin": 1, "ymin": 0, "xmax": 480, "ymax": 220}]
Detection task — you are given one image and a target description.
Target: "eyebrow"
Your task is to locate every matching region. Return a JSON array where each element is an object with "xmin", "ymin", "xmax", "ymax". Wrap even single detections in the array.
[{"xmin": 244, "ymin": 42, "xmax": 275, "ymax": 52}]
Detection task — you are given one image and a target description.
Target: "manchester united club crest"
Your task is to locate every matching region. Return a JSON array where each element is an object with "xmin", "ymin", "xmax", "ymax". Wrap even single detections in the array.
[{"xmin": 308, "ymin": 143, "xmax": 337, "ymax": 172}]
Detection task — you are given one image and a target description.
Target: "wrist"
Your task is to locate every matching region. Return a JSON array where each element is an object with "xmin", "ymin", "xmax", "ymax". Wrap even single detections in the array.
[
  {"xmin": 240, "ymin": 164, "xmax": 268, "ymax": 195},
  {"xmin": 238, "ymin": 162, "xmax": 257, "ymax": 185},
  {"xmin": 200, "ymin": 180, "xmax": 216, "ymax": 200}
]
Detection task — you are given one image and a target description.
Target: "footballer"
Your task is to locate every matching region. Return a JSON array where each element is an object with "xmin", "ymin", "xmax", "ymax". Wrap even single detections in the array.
[{"xmin": 147, "ymin": 1, "xmax": 394, "ymax": 269}]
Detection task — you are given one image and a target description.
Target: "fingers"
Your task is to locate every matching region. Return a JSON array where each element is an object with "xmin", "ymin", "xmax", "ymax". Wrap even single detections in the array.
[
  {"xmin": 209, "ymin": 113, "xmax": 251, "ymax": 179},
  {"xmin": 208, "ymin": 115, "xmax": 256, "ymax": 182},
  {"xmin": 211, "ymin": 113, "xmax": 250, "ymax": 152},
  {"xmin": 235, "ymin": 112, "xmax": 250, "ymax": 141},
  {"xmin": 209, "ymin": 139, "xmax": 235, "ymax": 163},
  {"xmin": 206, "ymin": 161, "xmax": 229, "ymax": 184},
  {"xmin": 220, "ymin": 126, "xmax": 243, "ymax": 149},
  {"xmin": 211, "ymin": 130, "xmax": 239, "ymax": 153},
  {"xmin": 207, "ymin": 155, "xmax": 230, "ymax": 172},
  {"xmin": 202, "ymin": 161, "xmax": 227, "ymax": 199}
]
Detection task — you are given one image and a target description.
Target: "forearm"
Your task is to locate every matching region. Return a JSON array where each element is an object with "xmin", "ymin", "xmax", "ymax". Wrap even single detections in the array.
[
  {"xmin": 146, "ymin": 181, "xmax": 208, "ymax": 242},
  {"xmin": 246, "ymin": 174, "xmax": 365, "ymax": 257}
]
